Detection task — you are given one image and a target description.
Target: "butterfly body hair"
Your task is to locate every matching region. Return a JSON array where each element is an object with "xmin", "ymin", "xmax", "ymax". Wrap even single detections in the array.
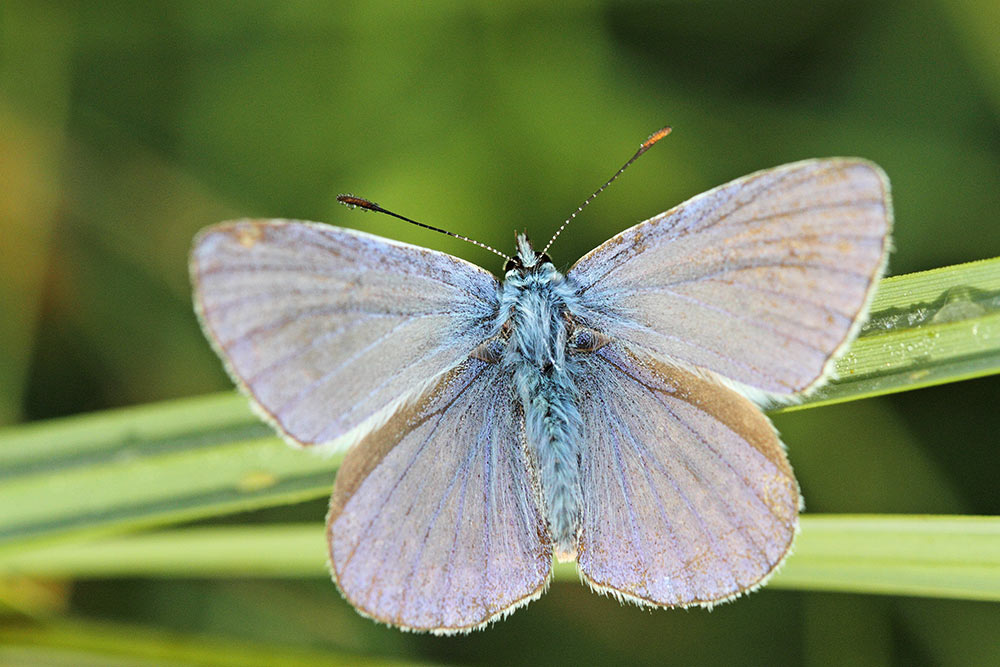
[{"xmin": 499, "ymin": 234, "xmax": 585, "ymax": 560}]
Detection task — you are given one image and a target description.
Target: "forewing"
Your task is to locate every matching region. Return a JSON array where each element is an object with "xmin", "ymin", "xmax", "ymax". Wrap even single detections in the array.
[
  {"xmin": 190, "ymin": 220, "xmax": 499, "ymax": 448},
  {"xmin": 568, "ymin": 159, "xmax": 891, "ymax": 398},
  {"xmin": 575, "ymin": 343, "xmax": 799, "ymax": 607},
  {"xmin": 328, "ymin": 357, "xmax": 552, "ymax": 633}
]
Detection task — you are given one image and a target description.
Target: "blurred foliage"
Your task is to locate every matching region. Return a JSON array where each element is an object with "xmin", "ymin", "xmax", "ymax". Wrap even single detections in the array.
[{"xmin": 1, "ymin": 1, "xmax": 998, "ymax": 665}]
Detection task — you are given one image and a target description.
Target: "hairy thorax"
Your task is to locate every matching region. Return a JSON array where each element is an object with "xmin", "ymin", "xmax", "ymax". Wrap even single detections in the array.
[{"xmin": 495, "ymin": 236, "xmax": 586, "ymax": 561}]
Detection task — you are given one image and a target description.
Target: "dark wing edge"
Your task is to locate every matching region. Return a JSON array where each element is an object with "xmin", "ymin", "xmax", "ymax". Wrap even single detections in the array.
[{"xmin": 326, "ymin": 358, "xmax": 553, "ymax": 634}]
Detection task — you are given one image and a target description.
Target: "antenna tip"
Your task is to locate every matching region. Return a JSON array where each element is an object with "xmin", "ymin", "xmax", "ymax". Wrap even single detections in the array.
[
  {"xmin": 337, "ymin": 194, "xmax": 381, "ymax": 212},
  {"xmin": 640, "ymin": 126, "xmax": 672, "ymax": 151}
]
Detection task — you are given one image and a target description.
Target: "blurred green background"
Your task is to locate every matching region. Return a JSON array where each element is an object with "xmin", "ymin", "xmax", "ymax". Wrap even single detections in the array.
[{"xmin": 2, "ymin": 1, "xmax": 998, "ymax": 665}]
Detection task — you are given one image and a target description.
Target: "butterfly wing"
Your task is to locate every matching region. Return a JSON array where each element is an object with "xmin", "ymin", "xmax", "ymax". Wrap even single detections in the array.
[
  {"xmin": 568, "ymin": 159, "xmax": 891, "ymax": 399},
  {"xmin": 190, "ymin": 220, "xmax": 500, "ymax": 448},
  {"xmin": 573, "ymin": 342, "xmax": 799, "ymax": 606},
  {"xmin": 328, "ymin": 356, "xmax": 551, "ymax": 633}
]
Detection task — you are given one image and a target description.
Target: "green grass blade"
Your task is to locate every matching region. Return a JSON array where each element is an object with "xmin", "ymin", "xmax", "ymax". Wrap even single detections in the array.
[
  {"xmin": 0, "ymin": 394, "xmax": 335, "ymax": 551},
  {"xmin": 2, "ymin": 516, "xmax": 996, "ymax": 602},
  {"xmin": 781, "ymin": 256, "xmax": 1000, "ymax": 411},
  {"xmin": 0, "ymin": 618, "xmax": 425, "ymax": 666},
  {"xmin": 0, "ymin": 524, "xmax": 324, "ymax": 578},
  {"xmin": 767, "ymin": 515, "xmax": 1000, "ymax": 600},
  {"xmin": 0, "ymin": 259, "xmax": 997, "ymax": 551}
]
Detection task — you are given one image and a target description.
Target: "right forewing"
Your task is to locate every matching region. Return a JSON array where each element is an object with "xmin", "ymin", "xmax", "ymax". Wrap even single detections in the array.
[
  {"xmin": 567, "ymin": 160, "xmax": 891, "ymax": 399},
  {"xmin": 190, "ymin": 220, "xmax": 500, "ymax": 448},
  {"xmin": 327, "ymin": 358, "xmax": 552, "ymax": 633}
]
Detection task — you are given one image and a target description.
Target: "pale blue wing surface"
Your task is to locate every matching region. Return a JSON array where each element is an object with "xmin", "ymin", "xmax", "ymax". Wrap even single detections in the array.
[
  {"xmin": 190, "ymin": 220, "xmax": 500, "ymax": 448},
  {"xmin": 568, "ymin": 159, "xmax": 892, "ymax": 398},
  {"xmin": 574, "ymin": 342, "xmax": 799, "ymax": 607},
  {"xmin": 328, "ymin": 357, "xmax": 551, "ymax": 633}
]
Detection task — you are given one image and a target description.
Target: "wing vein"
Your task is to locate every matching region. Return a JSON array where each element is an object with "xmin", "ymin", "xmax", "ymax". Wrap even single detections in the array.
[
  {"xmin": 223, "ymin": 307, "xmax": 446, "ymax": 352},
  {"xmin": 572, "ymin": 170, "xmax": 878, "ymax": 293},
  {"xmin": 613, "ymin": 396, "xmax": 739, "ymax": 593},
  {"xmin": 643, "ymin": 286, "xmax": 834, "ymax": 349},
  {"xmin": 344, "ymin": 364, "xmax": 488, "ymax": 572}
]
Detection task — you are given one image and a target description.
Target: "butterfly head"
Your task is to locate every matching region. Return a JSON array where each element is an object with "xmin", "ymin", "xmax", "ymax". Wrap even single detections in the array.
[{"xmin": 504, "ymin": 233, "xmax": 552, "ymax": 274}]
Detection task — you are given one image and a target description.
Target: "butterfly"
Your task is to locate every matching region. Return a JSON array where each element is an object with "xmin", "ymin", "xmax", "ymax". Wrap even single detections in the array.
[{"xmin": 190, "ymin": 129, "xmax": 892, "ymax": 634}]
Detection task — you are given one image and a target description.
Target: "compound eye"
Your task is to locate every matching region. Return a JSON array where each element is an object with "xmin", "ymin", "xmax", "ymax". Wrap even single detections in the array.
[{"xmin": 569, "ymin": 327, "xmax": 608, "ymax": 353}]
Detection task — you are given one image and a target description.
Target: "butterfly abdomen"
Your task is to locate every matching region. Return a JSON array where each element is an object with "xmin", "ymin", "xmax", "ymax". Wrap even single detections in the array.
[{"xmin": 501, "ymin": 248, "xmax": 584, "ymax": 561}]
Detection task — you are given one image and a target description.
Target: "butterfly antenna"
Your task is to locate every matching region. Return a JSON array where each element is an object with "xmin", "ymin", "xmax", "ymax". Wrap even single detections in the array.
[
  {"xmin": 337, "ymin": 194, "xmax": 512, "ymax": 262},
  {"xmin": 541, "ymin": 126, "xmax": 672, "ymax": 255}
]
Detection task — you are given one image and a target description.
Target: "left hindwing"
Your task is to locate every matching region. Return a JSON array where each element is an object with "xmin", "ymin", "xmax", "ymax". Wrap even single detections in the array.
[
  {"xmin": 573, "ymin": 343, "xmax": 800, "ymax": 607},
  {"xmin": 327, "ymin": 357, "xmax": 552, "ymax": 634}
]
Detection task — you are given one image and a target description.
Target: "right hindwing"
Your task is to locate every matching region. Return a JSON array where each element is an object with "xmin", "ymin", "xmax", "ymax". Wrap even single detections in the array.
[{"xmin": 572, "ymin": 342, "xmax": 800, "ymax": 607}]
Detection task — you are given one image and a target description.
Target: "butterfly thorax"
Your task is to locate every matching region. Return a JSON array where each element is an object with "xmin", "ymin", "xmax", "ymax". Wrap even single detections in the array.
[{"xmin": 498, "ymin": 234, "xmax": 584, "ymax": 561}]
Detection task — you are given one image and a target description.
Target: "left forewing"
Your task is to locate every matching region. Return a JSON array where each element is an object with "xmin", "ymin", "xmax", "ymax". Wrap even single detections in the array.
[{"xmin": 190, "ymin": 220, "xmax": 500, "ymax": 450}]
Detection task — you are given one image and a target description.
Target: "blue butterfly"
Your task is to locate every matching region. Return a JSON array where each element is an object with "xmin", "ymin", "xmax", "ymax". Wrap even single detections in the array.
[{"xmin": 191, "ymin": 129, "xmax": 891, "ymax": 634}]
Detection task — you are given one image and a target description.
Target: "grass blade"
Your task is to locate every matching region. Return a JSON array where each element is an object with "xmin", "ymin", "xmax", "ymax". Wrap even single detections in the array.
[
  {"xmin": 782, "ymin": 256, "xmax": 1000, "ymax": 411},
  {"xmin": 767, "ymin": 515, "xmax": 1000, "ymax": 600},
  {"xmin": 1, "ymin": 516, "xmax": 996, "ymax": 601},
  {"xmin": 0, "ymin": 617, "xmax": 423, "ymax": 666},
  {"xmin": 0, "ymin": 394, "xmax": 335, "ymax": 551}
]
